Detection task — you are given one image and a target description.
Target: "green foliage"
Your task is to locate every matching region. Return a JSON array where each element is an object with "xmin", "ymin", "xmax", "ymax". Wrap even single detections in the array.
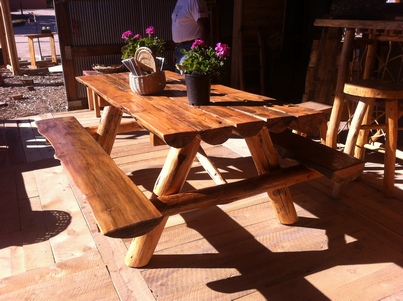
[
  {"xmin": 121, "ymin": 26, "xmax": 165, "ymax": 59},
  {"xmin": 176, "ymin": 40, "xmax": 230, "ymax": 77}
]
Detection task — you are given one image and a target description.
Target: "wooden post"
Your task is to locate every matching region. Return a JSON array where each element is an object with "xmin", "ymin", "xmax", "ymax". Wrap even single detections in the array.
[
  {"xmin": 95, "ymin": 105, "xmax": 123, "ymax": 155},
  {"xmin": 0, "ymin": 0, "xmax": 20, "ymax": 74},
  {"xmin": 384, "ymin": 99, "xmax": 399, "ymax": 198},
  {"xmin": 125, "ymin": 138, "xmax": 201, "ymax": 267},
  {"xmin": 231, "ymin": 0, "xmax": 242, "ymax": 89},
  {"xmin": 245, "ymin": 127, "xmax": 298, "ymax": 225},
  {"xmin": 0, "ymin": 11, "xmax": 10, "ymax": 66},
  {"xmin": 326, "ymin": 28, "xmax": 355, "ymax": 148}
]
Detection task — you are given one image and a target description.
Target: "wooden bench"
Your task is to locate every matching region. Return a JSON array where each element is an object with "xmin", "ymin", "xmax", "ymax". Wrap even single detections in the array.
[
  {"xmin": 36, "ymin": 116, "xmax": 164, "ymax": 239},
  {"xmin": 270, "ymin": 130, "xmax": 365, "ymax": 188},
  {"xmin": 36, "ymin": 116, "xmax": 362, "ymax": 267}
]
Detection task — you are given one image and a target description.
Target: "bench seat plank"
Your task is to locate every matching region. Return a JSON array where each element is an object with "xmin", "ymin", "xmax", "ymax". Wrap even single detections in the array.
[
  {"xmin": 36, "ymin": 116, "xmax": 163, "ymax": 239},
  {"xmin": 271, "ymin": 130, "xmax": 365, "ymax": 183}
]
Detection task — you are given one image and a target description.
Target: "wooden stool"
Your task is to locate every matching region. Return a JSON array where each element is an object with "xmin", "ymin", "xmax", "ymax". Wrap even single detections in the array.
[
  {"xmin": 341, "ymin": 80, "xmax": 403, "ymax": 198},
  {"xmin": 25, "ymin": 33, "xmax": 58, "ymax": 69}
]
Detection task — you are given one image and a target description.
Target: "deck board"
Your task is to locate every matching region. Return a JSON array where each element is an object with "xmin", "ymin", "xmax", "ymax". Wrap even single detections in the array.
[{"xmin": 0, "ymin": 109, "xmax": 402, "ymax": 300}]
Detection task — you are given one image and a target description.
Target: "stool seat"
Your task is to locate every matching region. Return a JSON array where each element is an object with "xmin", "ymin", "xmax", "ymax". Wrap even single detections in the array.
[
  {"xmin": 344, "ymin": 80, "xmax": 403, "ymax": 99},
  {"xmin": 340, "ymin": 79, "xmax": 403, "ymax": 198}
]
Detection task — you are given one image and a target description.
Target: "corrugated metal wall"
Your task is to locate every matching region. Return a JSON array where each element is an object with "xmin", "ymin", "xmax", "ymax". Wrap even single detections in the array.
[
  {"xmin": 68, "ymin": 0, "xmax": 174, "ymax": 46},
  {"xmin": 55, "ymin": 0, "xmax": 233, "ymax": 107},
  {"xmin": 57, "ymin": 0, "xmax": 176, "ymax": 105}
]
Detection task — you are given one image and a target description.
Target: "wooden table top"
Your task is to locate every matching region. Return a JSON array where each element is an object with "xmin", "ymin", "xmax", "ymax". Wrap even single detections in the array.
[
  {"xmin": 76, "ymin": 71, "xmax": 325, "ymax": 148},
  {"xmin": 314, "ymin": 19, "xmax": 403, "ymax": 30}
]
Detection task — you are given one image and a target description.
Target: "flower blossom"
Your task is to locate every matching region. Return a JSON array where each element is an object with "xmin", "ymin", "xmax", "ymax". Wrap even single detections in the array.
[
  {"xmin": 191, "ymin": 39, "xmax": 206, "ymax": 49},
  {"xmin": 121, "ymin": 30, "xmax": 133, "ymax": 40},
  {"xmin": 215, "ymin": 43, "xmax": 230, "ymax": 57},
  {"xmin": 146, "ymin": 26, "xmax": 155, "ymax": 35},
  {"xmin": 133, "ymin": 34, "xmax": 142, "ymax": 39}
]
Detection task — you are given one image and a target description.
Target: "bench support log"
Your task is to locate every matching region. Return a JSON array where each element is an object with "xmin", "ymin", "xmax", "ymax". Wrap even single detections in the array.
[
  {"xmin": 125, "ymin": 138, "xmax": 201, "ymax": 267},
  {"xmin": 153, "ymin": 164, "xmax": 320, "ymax": 216},
  {"xmin": 245, "ymin": 127, "xmax": 299, "ymax": 225},
  {"xmin": 96, "ymin": 105, "xmax": 123, "ymax": 155}
]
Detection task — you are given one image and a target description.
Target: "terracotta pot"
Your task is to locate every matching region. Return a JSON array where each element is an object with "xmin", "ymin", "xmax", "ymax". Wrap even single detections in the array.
[{"xmin": 185, "ymin": 74, "xmax": 211, "ymax": 105}]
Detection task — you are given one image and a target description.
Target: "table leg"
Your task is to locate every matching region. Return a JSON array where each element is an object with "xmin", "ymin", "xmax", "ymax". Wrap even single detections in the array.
[
  {"xmin": 95, "ymin": 105, "xmax": 122, "ymax": 155},
  {"xmin": 86, "ymin": 87, "xmax": 94, "ymax": 111},
  {"xmin": 383, "ymin": 99, "xmax": 399, "ymax": 198},
  {"xmin": 326, "ymin": 28, "xmax": 355, "ymax": 148},
  {"xmin": 245, "ymin": 127, "xmax": 298, "ymax": 225},
  {"xmin": 125, "ymin": 138, "xmax": 201, "ymax": 267}
]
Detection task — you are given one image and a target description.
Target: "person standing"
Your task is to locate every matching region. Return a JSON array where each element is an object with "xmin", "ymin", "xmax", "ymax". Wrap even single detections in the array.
[{"xmin": 172, "ymin": 0, "xmax": 210, "ymax": 67}]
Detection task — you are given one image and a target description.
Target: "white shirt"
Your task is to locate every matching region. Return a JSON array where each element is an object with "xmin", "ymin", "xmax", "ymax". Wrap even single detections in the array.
[{"xmin": 171, "ymin": 0, "xmax": 209, "ymax": 43}]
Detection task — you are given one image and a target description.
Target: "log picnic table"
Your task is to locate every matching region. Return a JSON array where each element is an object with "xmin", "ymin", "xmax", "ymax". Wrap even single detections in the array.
[{"xmin": 36, "ymin": 71, "xmax": 363, "ymax": 267}]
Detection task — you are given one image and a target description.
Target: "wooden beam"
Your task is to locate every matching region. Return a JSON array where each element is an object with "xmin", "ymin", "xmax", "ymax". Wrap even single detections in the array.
[
  {"xmin": 0, "ymin": 0, "xmax": 20, "ymax": 74},
  {"xmin": 231, "ymin": 0, "xmax": 242, "ymax": 88},
  {"xmin": 0, "ymin": 10, "xmax": 10, "ymax": 66},
  {"xmin": 152, "ymin": 165, "xmax": 320, "ymax": 217}
]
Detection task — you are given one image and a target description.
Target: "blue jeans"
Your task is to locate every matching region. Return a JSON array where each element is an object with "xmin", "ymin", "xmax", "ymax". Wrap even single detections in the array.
[{"xmin": 175, "ymin": 40, "xmax": 194, "ymax": 73}]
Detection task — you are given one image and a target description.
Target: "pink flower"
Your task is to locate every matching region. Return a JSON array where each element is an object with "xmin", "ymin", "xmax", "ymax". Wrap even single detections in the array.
[
  {"xmin": 121, "ymin": 30, "xmax": 133, "ymax": 39},
  {"xmin": 191, "ymin": 39, "xmax": 206, "ymax": 49},
  {"xmin": 215, "ymin": 43, "xmax": 230, "ymax": 57},
  {"xmin": 134, "ymin": 34, "xmax": 142, "ymax": 39},
  {"xmin": 146, "ymin": 26, "xmax": 155, "ymax": 35}
]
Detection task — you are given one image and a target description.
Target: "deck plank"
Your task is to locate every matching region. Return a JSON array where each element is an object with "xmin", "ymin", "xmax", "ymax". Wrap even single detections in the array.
[
  {"xmin": 0, "ymin": 109, "xmax": 402, "ymax": 300},
  {"xmin": 34, "ymin": 164, "xmax": 98, "ymax": 263}
]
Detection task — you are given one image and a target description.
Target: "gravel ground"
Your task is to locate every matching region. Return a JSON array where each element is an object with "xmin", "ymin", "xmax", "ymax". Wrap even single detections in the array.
[
  {"xmin": 0, "ymin": 9, "xmax": 67, "ymax": 120},
  {"xmin": 0, "ymin": 67, "xmax": 67, "ymax": 119}
]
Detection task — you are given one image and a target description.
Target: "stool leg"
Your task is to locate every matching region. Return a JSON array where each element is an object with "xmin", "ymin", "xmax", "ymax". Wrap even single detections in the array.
[
  {"xmin": 332, "ymin": 99, "xmax": 368, "ymax": 199},
  {"xmin": 354, "ymin": 98, "xmax": 375, "ymax": 160},
  {"xmin": 383, "ymin": 99, "xmax": 399, "ymax": 198},
  {"xmin": 344, "ymin": 100, "xmax": 368, "ymax": 156}
]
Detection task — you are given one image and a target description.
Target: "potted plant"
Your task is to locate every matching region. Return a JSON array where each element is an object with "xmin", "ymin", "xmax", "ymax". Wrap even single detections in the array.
[
  {"xmin": 121, "ymin": 26, "xmax": 165, "ymax": 59},
  {"xmin": 176, "ymin": 39, "xmax": 230, "ymax": 105}
]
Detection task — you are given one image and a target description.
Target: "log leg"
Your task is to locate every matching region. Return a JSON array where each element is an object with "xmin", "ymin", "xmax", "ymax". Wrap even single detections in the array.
[
  {"xmin": 86, "ymin": 87, "xmax": 94, "ymax": 111},
  {"xmin": 343, "ymin": 100, "xmax": 369, "ymax": 156},
  {"xmin": 326, "ymin": 28, "xmax": 355, "ymax": 148},
  {"xmin": 245, "ymin": 127, "xmax": 298, "ymax": 224},
  {"xmin": 125, "ymin": 138, "xmax": 201, "ymax": 267},
  {"xmin": 95, "ymin": 105, "xmax": 122, "ymax": 155},
  {"xmin": 196, "ymin": 146, "xmax": 227, "ymax": 185},
  {"xmin": 383, "ymin": 99, "xmax": 398, "ymax": 198},
  {"xmin": 332, "ymin": 99, "xmax": 369, "ymax": 199},
  {"xmin": 353, "ymin": 98, "xmax": 375, "ymax": 160}
]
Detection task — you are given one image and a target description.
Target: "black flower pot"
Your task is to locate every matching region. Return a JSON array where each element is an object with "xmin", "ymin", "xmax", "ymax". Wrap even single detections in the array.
[{"xmin": 185, "ymin": 74, "xmax": 211, "ymax": 106}]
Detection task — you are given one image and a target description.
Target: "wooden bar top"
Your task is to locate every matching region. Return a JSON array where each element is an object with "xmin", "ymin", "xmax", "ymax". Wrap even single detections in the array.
[
  {"xmin": 76, "ymin": 71, "xmax": 325, "ymax": 148},
  {"xmin": 314, "ymin": 19, "xmax": 403, "ymax": 31}
]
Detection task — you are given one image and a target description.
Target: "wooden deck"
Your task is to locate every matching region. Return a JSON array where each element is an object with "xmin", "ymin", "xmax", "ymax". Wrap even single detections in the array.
[{"xmin": 1, "ymin": 109, "xmax": 402, "ymax": 300}]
